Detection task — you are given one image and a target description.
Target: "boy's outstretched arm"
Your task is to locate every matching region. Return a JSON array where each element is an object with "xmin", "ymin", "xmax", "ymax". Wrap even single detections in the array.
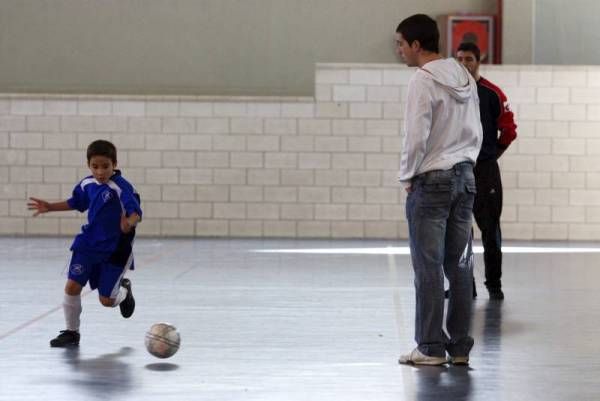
[{"xmin": 27, "ymin": 197, "xmax": 72, "ymax": 216}]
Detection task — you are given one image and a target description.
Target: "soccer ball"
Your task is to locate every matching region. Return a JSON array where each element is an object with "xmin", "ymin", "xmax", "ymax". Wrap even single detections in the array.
[{"xmin": 145, "ymin": 322, "xmax": 180, "ymax": 358}]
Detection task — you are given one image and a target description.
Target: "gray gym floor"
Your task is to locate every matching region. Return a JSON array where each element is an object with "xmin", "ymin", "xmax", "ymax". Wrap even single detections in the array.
[{"xmin": 2, "ymin": 236, "xmax": 600, "ymax": 401}]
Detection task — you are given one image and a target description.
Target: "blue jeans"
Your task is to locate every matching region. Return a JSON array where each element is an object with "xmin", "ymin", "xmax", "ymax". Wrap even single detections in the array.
[{"xmin": 405, "ymin": 161, "xmax": 476, "ymax": 358}]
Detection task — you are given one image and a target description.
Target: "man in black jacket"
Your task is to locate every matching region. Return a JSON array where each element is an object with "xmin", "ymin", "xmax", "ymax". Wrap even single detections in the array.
[{"xmin": 456, "ymin": 42, "xmax": 518, "ymax": 300}]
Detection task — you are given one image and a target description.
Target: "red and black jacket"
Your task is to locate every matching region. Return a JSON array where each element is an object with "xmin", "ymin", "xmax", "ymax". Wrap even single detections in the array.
[{"xmin": 477, "ymin": 77, "xmax": 517, "ymax": 161}]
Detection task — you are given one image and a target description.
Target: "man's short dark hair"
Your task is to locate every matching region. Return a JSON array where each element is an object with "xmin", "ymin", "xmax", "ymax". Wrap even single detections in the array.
[
  {"xmin": 457, "ymin": 42, "xmax": 481, "ymax": 62},
  {"xmin": 396, "ymin": 14, "xmax": 440, "ymax": 53},
  {"xmin": 87, "ymin": 139, "xmax": 117, "ymax": 164}
]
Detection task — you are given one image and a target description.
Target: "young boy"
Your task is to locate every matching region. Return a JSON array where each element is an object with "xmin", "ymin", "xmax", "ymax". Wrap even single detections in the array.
[{"xmin": 28, "ymin": 139, "xmax": 142, "ymax": 347}]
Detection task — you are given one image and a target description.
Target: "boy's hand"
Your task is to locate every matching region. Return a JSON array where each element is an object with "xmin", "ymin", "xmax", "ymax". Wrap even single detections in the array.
[
  {"xmin": 120, "ymin": 214, "xmax": 133, "ymax": 233},
  {"xmin": 120, "ymin": 213, "xmax": 139, "ymax": 233},
  {"xmin": 27, "ymin": 197, "xmax": 50, "ymax": 216}
]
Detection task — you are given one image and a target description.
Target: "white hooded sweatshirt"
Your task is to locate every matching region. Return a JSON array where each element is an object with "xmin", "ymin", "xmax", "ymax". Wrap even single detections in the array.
[{"xmin": 398, "ymin": 58, "xmax": 483, "ymax": 188}]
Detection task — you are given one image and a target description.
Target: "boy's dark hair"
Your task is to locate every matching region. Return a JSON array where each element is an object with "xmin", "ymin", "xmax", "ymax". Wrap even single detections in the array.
[
  {"xmin": 457, "ymin": 42, "xmax": 481, "ymax": 62},
  {"xmin": 396, "ymin": 14, "xmax": 439, "ymax": 53},
  {"xmin": 87, "ymin": 140, "xmax": 117, "ymax": 164}
]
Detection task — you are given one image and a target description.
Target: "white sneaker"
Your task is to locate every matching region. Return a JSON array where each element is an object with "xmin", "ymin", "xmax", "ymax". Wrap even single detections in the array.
[{"xmin": 398, "ymin": 348, "xmax": 447, "ymax": 366}]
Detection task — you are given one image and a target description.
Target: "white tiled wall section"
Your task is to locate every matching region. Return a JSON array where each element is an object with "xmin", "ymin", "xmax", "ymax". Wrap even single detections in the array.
[{"xmin": 3, "ymin": 63, "xmax": 600, "ymax": 239}]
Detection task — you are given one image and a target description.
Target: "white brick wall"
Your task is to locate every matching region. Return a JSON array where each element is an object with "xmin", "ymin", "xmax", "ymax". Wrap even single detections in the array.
[{"xmin": 3, "ymin": 64, "xmax": 600, "ymax": 239}]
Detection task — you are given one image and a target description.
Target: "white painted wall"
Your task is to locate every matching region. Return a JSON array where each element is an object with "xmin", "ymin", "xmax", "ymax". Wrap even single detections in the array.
[
  {"xmin": 0, "ymin": 0, "xmax": 497, "ymax": 96},
  {"xmin": 534, "ymin": 0, "xmax": 600, "ymax": 64},
  {"xmin": 3, "ymin": 63, "xmax": 600, "ymax": 240},
  {"xmin": 503, "ymin": 0, "xmax": 534, "ymax": 64}
]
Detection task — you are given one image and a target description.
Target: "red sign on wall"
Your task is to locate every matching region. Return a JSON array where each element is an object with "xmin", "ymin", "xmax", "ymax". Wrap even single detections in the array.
[{"xmin": 439, "ymin": 15, "xmax": 495, "ymax": 64}]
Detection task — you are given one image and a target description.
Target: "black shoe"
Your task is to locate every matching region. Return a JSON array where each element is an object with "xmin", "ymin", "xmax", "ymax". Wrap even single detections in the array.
[
  {"xmin": 50, "ymin": 330, "xmax": 80, "ymax": 347},
  {"xmin": 488, "ymin": 287, "xmax": 504, "ymax": 300},
  {"xmin": 119, "ymin": 278, "xmax": 135, "ymax": 318}
]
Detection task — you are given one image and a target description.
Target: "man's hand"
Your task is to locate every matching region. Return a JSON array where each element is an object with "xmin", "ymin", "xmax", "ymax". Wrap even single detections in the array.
[{"xmin": 27, "ymin": 197, "xmax": 50, "ymax": 217}]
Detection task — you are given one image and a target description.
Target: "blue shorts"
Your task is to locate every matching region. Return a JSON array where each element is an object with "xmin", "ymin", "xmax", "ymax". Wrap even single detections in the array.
[{"xmin": 67, "ymin": 251, "xmax": 128, "ymax": 298}]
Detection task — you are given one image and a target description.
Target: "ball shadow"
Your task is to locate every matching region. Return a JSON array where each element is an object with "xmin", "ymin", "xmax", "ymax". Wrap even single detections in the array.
[{"xmin": 145, "ymin": 362, "xmax": 180, "ymax": 371}]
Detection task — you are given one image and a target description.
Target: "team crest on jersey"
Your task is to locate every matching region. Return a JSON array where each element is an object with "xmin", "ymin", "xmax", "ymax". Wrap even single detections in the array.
[
  {"xmin": 70, "ymin": 264, "xmax": 84, "ymax": 275},
  {"xmin": 102, "ymin": 190, "xmax": 113, "ymax": 202}
]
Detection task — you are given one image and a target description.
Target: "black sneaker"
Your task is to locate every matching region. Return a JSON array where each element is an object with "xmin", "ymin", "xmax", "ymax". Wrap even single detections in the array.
[
  {"xmin": 119, "ymin": 278, "xmax": 135, "ymax": 318},
  {"xmin": 488, "ymin": 287, "xmax": 504, "ymax": 300},
  {"xmin": 50, "ymin": 330, "xmax": 80, "ymax": 347}
]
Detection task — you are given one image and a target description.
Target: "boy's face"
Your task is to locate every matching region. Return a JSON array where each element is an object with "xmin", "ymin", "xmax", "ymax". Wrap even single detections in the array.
[{"xmin": 88, "ymin": 155, "xmax": 116, "ymax": 184}]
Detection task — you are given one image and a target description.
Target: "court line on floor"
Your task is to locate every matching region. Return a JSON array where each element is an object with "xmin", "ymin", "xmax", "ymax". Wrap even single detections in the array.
[
  {"xmin": 0, "ymin": 242, "xmax": 188, "ymax": 342},
  {"xmin": 254, "ymin": 245, "xmax": 600, "ymax": 254},
  {"xmin": 0, "ymin": 289, "xmax": 93, "ymax": 341},
  {"xmin": 387, "ymin": 251, "xmax": 415, "ymax": 398}
]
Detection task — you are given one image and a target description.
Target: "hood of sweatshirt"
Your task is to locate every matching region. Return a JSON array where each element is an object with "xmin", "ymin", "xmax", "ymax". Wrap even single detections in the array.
[{"xmin": 418, "ymin": 58, "xmax": 474, "ymax": 103}]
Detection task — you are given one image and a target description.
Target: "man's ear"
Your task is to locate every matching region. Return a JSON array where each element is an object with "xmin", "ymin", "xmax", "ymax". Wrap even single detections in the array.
[{"xmin": 411, "ymin": 40, "xmax": 421, "ymax": 52}]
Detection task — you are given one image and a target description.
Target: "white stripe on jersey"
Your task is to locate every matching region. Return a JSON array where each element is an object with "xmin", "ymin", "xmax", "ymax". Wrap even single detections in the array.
[
  {"xmin": 80, "ymin": 177, "xmax": 127, "ymax": 214},
  {"xmin": 107, "ymin": 180, "xmax": 126, "ymax": 214},
  {"xmin": 79, "ymin": 177, "xmax": 100, "ymax": 190},
  {"xmin": 109, "ymin": 180, "xmax": 126, "ymax": 214},
  {"xmin": 107, "ymin": 180, "xmax": 123, "ymax": 197},
  {"xmin": 80, "ymin": 177, "xmax": 124, "ymax": 199}
]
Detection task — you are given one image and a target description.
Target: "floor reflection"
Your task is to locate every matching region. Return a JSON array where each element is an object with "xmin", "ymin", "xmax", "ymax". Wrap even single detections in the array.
[
  {"xmin": 483, "ymin": 300, "xmax": 503, "ymax": 350},
  {"xmin": 413, "ymin": 365, "xmax": 472, "ymax": 401},
  {"xmin": 4, "ymin": 238, "xmax": 600, "ymax": 400},
  {"xmin": 62, "ymin": 346, "xmax": 135, "ymax": 397}
]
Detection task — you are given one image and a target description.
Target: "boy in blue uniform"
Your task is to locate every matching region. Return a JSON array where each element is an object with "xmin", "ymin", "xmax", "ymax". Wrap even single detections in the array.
[{"xmin": 28, "ymin": 140, "xmax": 142, "ymax": 347}]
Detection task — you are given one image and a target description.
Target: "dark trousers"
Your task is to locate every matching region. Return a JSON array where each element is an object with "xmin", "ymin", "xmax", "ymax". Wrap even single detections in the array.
[{"xmin": 473, "ymin": 159, "xmax": 503, "ymax": 290}]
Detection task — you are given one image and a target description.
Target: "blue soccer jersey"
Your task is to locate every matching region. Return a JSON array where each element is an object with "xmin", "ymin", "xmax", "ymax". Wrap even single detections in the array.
[{"xmin": 67, "ymin": 170, "xmax": 142, "ymax": 256}]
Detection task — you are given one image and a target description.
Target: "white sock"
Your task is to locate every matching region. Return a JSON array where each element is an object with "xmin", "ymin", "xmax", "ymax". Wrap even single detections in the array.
[
  {"xmin": 63, "ymin": 294, "xmax": 82, "ymax": 332},
  {"xmin": 112, "ymin": 287, "xmax": 128, "ymax": 307}
]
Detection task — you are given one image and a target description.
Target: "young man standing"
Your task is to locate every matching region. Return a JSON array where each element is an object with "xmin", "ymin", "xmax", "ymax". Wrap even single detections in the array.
[
  {"xmin": 395, "ymin": 14, "xmax": 482, "ymax": 365},
  {"xmin": 456, "ymin": 42, "xmax": 518, "ymax": 300}
]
